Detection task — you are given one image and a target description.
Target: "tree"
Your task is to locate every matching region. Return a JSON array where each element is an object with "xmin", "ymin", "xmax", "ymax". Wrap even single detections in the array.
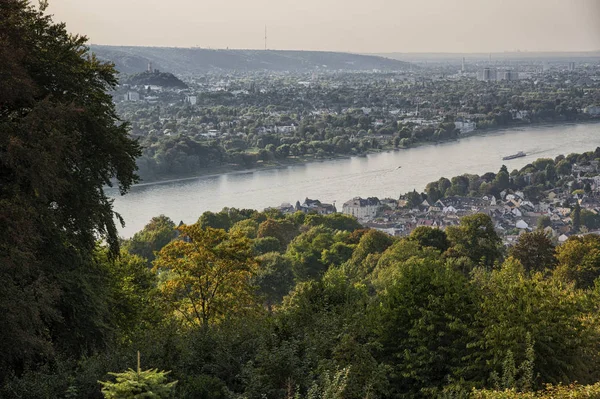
[
  {"xmin": 304, "ymin": 213, "xmax": 362, "ymax": 232},
  {"xmin": 554, "ymin": 235, "xmax": 600, "ymax": 289},
  {"xmin": 438, "ymin": 177, "xmax": 452, "ymax": 196},
  {"xmin": 1, "ymin": 0, "xmax": 140, "ymax": 376},
  {"xmin": 545, "ymin": 164, "xmax": 557, "ymax": 184},
  {"xmin": 425, "ymin": 182, "xmax": 442, "ymax": 203},
  {"xmin": 229, "ymin": 218, "xmax": 259, "ymax": 238},
  {"xmin": 153, "ymin": 224, "xmax": 258, "ymax": 327},
  {"xmin": 572, "ymin": 202, "xmax": 581, "ymax": 233},
  {"xmin": 408, "ymin": 226, "xmax": 450, "ymax": 252},
  {"xmin": 253, "ymin": 252, "xmax": 294, "ymax": 311},
  {"xmin": 253, "ymin": 236, "xmax": 282, "ymax": 255},
  {"xmin": 556, "ymin": 160, "xmax": 572, "ymax": 176},
  {"xmin": 470, "ymin": 259, "xmax": 600, "ymax": 387},
  {"xmin": 322, "ymin": 241, "xmax": 355, "ymax": 267},
  {"xmin": 494, "ymin": 171, "xmax": 510, "ymax": 191},
  {"xmin": 100, "ymin": 365, "xmax": 177, "ymax": 399},
  {"xmin": 580, "ymin": 209, "xmax": 600, "ymax": 230},
  {"xmin": 537, "ymin": 216, "xmax": 552, "ymax": 230},
  {"xmin": 509, "ymin": 231, "xmax": 556, "ymax": 273},
  {"xmin": 123, "ymin": 215, "xmax": 177, "ymax": 262},
  {"xmin": 405, "ymin": 190, "xmax": 423, "ymax": 208},
  {"xmin": 198, "ymin": 211, "xmax": 231, "ymax": 231},
  {"xmin": 286, "ymin": 226, "xmax": 335, "ymax": 281},
  {"xmin": 257, "ymin": 218, "xmax": 299, "ymax": 248},
  {"xmin": 446, "ymin": 214, "xmax": 503, "ymax": 268},
  {"xmin": 375, "ymin": 258, "xmax": 476, "ymax": 397},
  {"xmin": 350, "ymin": 229, "xmax": 394, "ymax": 267}
]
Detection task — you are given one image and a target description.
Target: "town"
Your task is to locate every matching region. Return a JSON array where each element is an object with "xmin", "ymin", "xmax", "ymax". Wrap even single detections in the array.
[
  {"xmin": 270, "ymin": 148, "xmax": 600, "ymax": 245},
  {"xmin": 103, "ymin": 52, "xmax": 600, "ymax": 183}
]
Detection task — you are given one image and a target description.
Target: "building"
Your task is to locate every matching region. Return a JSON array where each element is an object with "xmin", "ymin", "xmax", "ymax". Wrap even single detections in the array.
[
  {"xmin": 454, "ymin": 120, "xmax": 476, "ymax": 134},
  {"xmin": 342, "ymin": 197, "xmax": 381, "ymax": 220},
  {"xmin": 295, "ymin": 198, "xmax": 336, "ymax": 215},
  {"xmin": 185, "ymin": 95, "xmax": 197, "ymax": 106},
  {"xmin": 126, "ymin": 91, "xmax": 140, "ymax": 101},
  {"xmin": 497, "ymin": 69, "xmax": 518, "ymax": 81},
  {"xmin": 568, "ymin": 62, "xmax": 575, "ymax": 71},
  {"xmin": 477, "ymin": 67, "xmax": 497, "ymax": 82}
]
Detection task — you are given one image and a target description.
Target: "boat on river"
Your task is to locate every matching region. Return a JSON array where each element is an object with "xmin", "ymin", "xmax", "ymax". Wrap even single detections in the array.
[{"xmin": 502, "ymin": 151, "xmax": 526, "ymax": 161}]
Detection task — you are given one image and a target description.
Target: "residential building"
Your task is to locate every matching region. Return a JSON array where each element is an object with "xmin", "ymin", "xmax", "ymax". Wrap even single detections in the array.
[
  {"xmin": 295, "ymin": 198, "xmax": 336, "ymax": 214},
  {"xmin": 342, "ymin": 197, "xmax": 381, "ymax": 220}
]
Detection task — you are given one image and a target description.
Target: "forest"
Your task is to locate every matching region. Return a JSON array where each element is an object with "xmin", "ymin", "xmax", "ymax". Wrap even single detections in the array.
[{"xmin": 3, "ymin": 1, "xmax": 600, "ymax": 398}]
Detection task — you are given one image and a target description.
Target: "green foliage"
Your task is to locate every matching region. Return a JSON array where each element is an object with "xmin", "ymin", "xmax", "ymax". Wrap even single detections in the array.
[
  {"xmin": 254, "ymin": 252, "xmax": 295, "ymax": 309},
  {"xmin": 554, "ymin": 235, "xmax": 600, "ymax": 289},
  {"xmin": 509, "ymin": 231, "xmax": 556, "ymax": 273},
  {"xmin": 536, "ymin": 216, "xmax": 552, "ymax": 230},
  {"xmin": 375, "ymin": 257, "xmax": 476, "ymax": 397},
  {"xmin": 0, "ymin": 0, "xmax": 140, "ymax": 377},
  {"xmin": 473, "ymin": 382, "xmax": 600, "ymax": 398},
  {"xmin": 286, "ymin": 226, "xmax": 335, "ymax": 281},
  {"xmin": 122, "ymin": 70, "xmax": 188, "ymax": 88},
  {"xmin": 470, "ymin": 258, "xmax": 600, "ymax": 387},
  {"xmin": 153, "ymin": 224, "xmax": 258, "ymax": 326},
  {"xmin": 123, "ymin": 215, "xmax": 177, "ymax": 262},
  {"xmin": 198, "ymin": 210, "xmax": 232, "ymax": 231},
  {"xmin": 573, "ymin": 203, "xmax": 582, "ymax": 233},
  {"xmin": 299, "ymin": 368, "xmax": 350, "ymax": 399},
  {"xmin": 446, "ymin": 214, "xmax": 503, "ymax": 269},
  {"xmin": 405, "ymin": 190, "xmax": 423, "ymax": 208},
  {"xmin": 253, "ymin": 236, "xmax": 282, "ymax": 254},
  {"xmin": 99, "ymin": 368, "xmax": 177, "ymax": 398},
  {"xmin": 230, "ymin": 218, "xmax": 260, "ymax": 238},
  {"xmin": 408, "ymin": 226, "xmax": 450, "ymax": 252},
  {"xmin": 304, "ymin": 213, "xmax": 362, "ymax": 232},
  {"xmin": 258, "ymin": 218, "xmax": 300, "ymax": 248}
]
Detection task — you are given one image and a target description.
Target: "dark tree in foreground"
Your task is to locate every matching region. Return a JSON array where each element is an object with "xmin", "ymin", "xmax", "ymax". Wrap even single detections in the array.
[{"xmin": 0, "ymin": 0, "xmax": 140, "ymax": 378}]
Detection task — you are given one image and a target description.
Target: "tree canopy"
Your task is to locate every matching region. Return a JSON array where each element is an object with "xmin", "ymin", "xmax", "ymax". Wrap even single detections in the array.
[{"xmin": 0, "ymin": 0, "xmax": 140, "ymax": 378}]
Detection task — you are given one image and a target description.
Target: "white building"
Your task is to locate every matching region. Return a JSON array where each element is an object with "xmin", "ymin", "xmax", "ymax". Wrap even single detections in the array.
[
  {"xmin": 126, "ymin": 91, "xmax": 140, "ymax": 101},
  {"xmin": 454, "ymin": 120, "xmax": 476, "ymax": 134},
  {"xmin": 185, "ymin": 95, "xmax": 197, "ymax": 106},
  {"xmin": 342, "ymin": 197, "xmax": 381, "ymax": 220}
]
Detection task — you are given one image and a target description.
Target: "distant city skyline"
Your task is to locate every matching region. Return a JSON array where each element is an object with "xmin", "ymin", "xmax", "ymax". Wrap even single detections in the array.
[{"xmin": 48, "ymin": 0, "xmax": 600, "ymax": 53}]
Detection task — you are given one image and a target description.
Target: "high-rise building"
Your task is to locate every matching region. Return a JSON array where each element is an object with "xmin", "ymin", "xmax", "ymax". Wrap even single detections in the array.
[
  {"xmin": 497, "ymin": 69, "xmax": 518, "ymax": 81},
  {"xmin": 568, "ymin": 62, "xmax": 575, "ymax": 71},
  {"xmin": 477, "ymin": 67, "xmax": 497, "ymax": 82}
]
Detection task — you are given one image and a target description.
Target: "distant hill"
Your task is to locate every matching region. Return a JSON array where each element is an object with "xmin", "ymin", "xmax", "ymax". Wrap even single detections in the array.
[
  {"xmin": 374, "ymin": 51, "xmax": 600, "ymax": 64},
  {"xmin": 122, "ymin": 71, "xmax": 187, "ymax": 88},
  {"xmin": 90, "ymin": 45, "xmax": 413, "ymax": 75}
]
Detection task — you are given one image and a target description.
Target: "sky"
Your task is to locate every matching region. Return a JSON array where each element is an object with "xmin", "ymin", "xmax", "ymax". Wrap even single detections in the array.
[{"xmin": 47, "ymin": 0, "xmax": 600, "ymax": 53}]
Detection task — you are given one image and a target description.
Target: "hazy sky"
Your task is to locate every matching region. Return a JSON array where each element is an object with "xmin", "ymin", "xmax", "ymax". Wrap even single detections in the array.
[{"xmin": 47, "ymin": 0, "xmax": 600, "ymax": 53}]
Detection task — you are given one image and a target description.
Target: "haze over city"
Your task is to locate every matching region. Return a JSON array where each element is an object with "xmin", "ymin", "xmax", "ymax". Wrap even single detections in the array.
[{"xmin": 48, "ymin": 0, "xmax": 600, "ymax": 53}]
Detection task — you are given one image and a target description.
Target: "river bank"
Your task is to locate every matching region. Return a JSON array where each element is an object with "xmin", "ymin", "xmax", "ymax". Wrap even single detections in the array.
[
  {"xmin": 109, "ymin": 122, "xmax": 600, "ymax": 237},
  {"xmin": 130, "ymin": 120, "xmax": 600, "ymax": 189}
]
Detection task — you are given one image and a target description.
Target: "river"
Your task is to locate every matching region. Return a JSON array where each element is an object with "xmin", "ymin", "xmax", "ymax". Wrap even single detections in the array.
[{"xmin": 108, "ymin": 123, "xmax": 600, "ymax": 237}]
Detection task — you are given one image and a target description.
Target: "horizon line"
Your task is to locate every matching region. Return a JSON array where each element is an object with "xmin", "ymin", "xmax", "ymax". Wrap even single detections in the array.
[{"xmin": 88, "ymin": 44, "xmax": 600, "ymax": 55}]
